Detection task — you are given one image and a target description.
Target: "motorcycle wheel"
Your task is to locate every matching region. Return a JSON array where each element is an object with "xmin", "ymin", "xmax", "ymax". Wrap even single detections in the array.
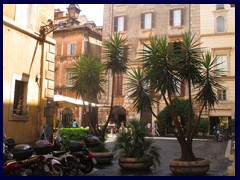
[
  {"xmin": 31, "ymin": 166, "xmax": 46, "ymax": 176},
  {"xmin": 79, "ymin": 161, "xmax": 93, "ymax": 174},
  {"xmin": 64, "ymin": 158, "xmax": 79, "ymax": 176},
  {"xmin": 218, "ymin": 135, "xmax": 223, "ymax": 142},
  {"xmin": 51, "ymin": 164, "xmax": 63, "ymax": 176}
]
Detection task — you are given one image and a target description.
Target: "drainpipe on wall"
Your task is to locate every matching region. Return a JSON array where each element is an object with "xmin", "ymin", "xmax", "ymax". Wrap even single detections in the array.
[{"xmin": 38, "ymin": 37, "xmax": 45, "ymax": 136}]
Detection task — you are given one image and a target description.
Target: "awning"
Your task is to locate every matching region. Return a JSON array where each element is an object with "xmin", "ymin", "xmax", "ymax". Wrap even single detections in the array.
[{"xmin": 54, "ymin": 95, "xmax": 110, "ymax": 108}]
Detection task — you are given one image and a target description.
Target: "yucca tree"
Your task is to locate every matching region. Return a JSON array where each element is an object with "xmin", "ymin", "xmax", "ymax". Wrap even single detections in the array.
[
  {"xmin": 69, "ymin": 55, "xmax": 105, "ymax": 134},
  {"xmin": 130, "ymin": 33, "xmax": 224, "ymax": 161},
  {"xmin": 126, "ymin": 66, "xmax": 154, "ymax": 120},
  {"xmin": 101, "ymin": 33, "xmax": 130, "ymax": 141}
]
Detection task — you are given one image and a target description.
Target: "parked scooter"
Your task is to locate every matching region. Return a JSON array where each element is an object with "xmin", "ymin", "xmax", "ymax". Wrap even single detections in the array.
[
  {"xmin": 33, "ymin": 140, "xmax": 63, "ymax": 176},
  {"xmin": 213, "ymin": 126, "xmax": 224, "ymax": 142},
  {"xmin": 53, "ymin": 132, "xmax": 79, "ymax": 176},
  {"xmin": 3, "ymin": 134, "xmax": 45, "ymax": 176},
  {"xmin": 69, "ymin": 140, "xmax": 97, "ymax": 174}
]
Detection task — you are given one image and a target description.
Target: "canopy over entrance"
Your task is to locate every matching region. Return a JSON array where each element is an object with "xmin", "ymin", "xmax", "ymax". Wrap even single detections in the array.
[{"xmin": 53, "ymin": 95, "xmax": 110, "ymax": 108}]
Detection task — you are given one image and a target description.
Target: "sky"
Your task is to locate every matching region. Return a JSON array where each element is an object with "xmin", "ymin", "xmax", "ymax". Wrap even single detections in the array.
[{"xmin": 55, "ymin": 4, "xmax": 104, "ymax": 26}]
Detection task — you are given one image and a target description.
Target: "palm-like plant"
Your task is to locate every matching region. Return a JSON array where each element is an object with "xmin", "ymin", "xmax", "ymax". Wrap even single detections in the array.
[
  {"xmin": 69, "ymin": 55, "xmax": 105, "ymax": 134},
  {"xmin": 100, "ymin": 33, "xmax": 130, "ymax": 141},
  {"xmin": 114, "ymin": 119, "xmax": 160, "ymax": 165},
  {"xmin": 128, "ymin": 32, "xmax": 224, "ymax": 161},
  {"xmin": 126, "ymin": 66, "xmax": 154, "ymax": 120}
]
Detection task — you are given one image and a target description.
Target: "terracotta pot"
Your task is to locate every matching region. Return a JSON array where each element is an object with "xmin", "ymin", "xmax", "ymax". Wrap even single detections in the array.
[
  {"xmin": 92, "ymin": 152, "xmax": 114, "ymax": 164},
  {"xmin": 118, "ymin": 156, "xmax": 152, "ymax": 170},
  {"xmin": 169, "ymin": 158, "xmax": 210, "ymax": 175}
]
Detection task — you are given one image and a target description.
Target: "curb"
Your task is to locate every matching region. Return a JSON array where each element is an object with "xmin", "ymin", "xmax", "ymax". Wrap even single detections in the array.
[{"xmin": 225, "ymin": 139, "xmax": 235, "ymax": 176}]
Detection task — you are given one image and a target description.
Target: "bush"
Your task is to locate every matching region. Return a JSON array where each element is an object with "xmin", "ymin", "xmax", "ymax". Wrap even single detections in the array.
[
  {"xmin": 60, "ymin": 128, "xmax": 89, "ymax": 150},
  {"xmin": 198, "ymin": 118, "xmax": 209, "ymax": 134}
]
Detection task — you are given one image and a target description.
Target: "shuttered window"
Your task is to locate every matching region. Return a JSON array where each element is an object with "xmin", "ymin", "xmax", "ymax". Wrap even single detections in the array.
[
  {"xmin": 15, "ymin": 4, "xmax": 37, "ymax": 29},
  {"xmin": 67, "ymin": 42, "xmax": 76, "ymax": 55},
  {"xmin": 218, "ymin": 90, "xmax": 227, "ymax": 101},
  {"xmin": 170, "ymin": 9, "xmax": 184, "ymax": 27},
  {"xmin": 114, "ymin": 16, "xmax": 127, "ymax": 32},
  {"xmin": 141, "ymin": 12, "xmax": 154, "ymax": 29},
  {"xmin": 114, "ymin": 75, "xmax": 123, "ymax": 96}
]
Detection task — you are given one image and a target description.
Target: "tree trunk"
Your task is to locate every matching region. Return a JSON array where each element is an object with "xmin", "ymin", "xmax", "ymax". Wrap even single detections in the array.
[
  {"xmin": 177, "ymin": 137, "xmax": 196, "ymax": 161},
  {"xmin": 100, "ymin": 72, "xmax": 115, "ymax": 142}
]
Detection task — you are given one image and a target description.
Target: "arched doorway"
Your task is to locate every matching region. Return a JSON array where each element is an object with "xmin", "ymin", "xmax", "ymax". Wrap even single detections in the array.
[
  {"xmin": 62, "ymin": 108, "xmax": 73, "ymax": 128},
  {"xmin": 111, "ymin": 106, "xmax": 126, "ymax": 129}
]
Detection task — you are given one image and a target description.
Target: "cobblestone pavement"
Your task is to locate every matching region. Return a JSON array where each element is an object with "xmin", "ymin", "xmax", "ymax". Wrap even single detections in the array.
[{"xmin": 81, "ymin": 136, "xmax": 231, "ymax": 176}]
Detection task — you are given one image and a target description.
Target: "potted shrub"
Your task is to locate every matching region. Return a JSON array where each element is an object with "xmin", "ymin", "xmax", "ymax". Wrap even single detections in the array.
[
  {"xmin": 88, "ymin": 140, "xmax": 114, "ymax": 164},
  {"xmin": 114, "ymin": 119, "xmax": 161, "ymax": 170},
  {"xmin": 126, "ymin": 32, "xmax": 224, "ymax": 175}
]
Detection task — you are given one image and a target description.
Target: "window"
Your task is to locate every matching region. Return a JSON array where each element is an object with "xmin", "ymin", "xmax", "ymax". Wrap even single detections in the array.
[
  {"xmin": 143, "ymin": 44, "xmax": 150, "ymax": 57},
  {"xmin": 114, "ymin": 74, "xmax": 123, "ymax": 96},
  {"xmin": 114, "ymin": 16, "xmax": 126, "ymax": 32},
  {"xmin": 218, "ymin": 89, "xmax": 227, "ymax": 101},
  {"xmin": 67, "ymin": 42, "xmax": 76, "ymax": 55},
  {"xmin": 15, "ymin": 4, "xmax": 37, "ymax": 29},
  {"xmin": 141, "ymin": 12, "xmax": 154, "ymax": 29},
  {"xmin": 66, "ymin": 72, "xmax": 74, "ymax": 86},
  {"xmin": 216, "ymin": 55, "xmax": 227, "ymax": 76},
  {"xmin": 10, "ymin": 74, "xmax": 29, "ymax": 120},
  {"xmin": 216, "ymin": 16, "xmax": 225, "ymax": 33},
  {"xmin": 216, "ymin": 4, "xmax": 224, "ymax": 10},
  {"xmin": 170, "ymin": 9, "xmax": 184, "ymax": 27}
]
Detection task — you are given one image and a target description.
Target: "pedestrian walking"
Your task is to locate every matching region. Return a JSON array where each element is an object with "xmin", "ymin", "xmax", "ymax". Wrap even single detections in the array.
[
  {"xmin": 72, "ymin": 119, "xmax": 78, "ymax": 128},
  {"xmin": 154, "ymin": 121, "xmax": 160, "ymax": 136}
]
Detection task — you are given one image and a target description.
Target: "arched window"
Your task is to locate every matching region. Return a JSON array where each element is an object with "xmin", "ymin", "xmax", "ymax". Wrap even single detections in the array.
[{"xmin": 216, "ymin": 16, "xmax": 225, "ymax": 33}]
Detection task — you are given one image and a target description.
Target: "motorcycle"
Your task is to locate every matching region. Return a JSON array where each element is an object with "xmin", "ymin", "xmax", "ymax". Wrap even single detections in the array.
[
  {"xmin": 3, "ymin": 135, "xmax": 45, "ymax": 176},
  {"xmin": 33, "ymin": 140, "xmax": 63, "ymax": 176},
  {"xmin": 53, "ymin": 136, "xmax": 79, "ymax": 176},
  {"xmin": 213, "ymin": 126, "xmax": 224, "ymax": 142},
  {"xmin": 69, "ymin": 140, "xmax": 97, "ymax": 174}
]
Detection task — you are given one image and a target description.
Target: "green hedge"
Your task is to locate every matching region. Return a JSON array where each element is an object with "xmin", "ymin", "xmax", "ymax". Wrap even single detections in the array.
[{"xmin": 59, "ymin": 128, "xmax": 89, "ymax": 150}]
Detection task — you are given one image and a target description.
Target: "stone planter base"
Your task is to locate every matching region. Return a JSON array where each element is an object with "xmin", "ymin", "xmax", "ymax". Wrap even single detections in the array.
[
  {"xmin": 169, "ymin": 158, "xmax": 210, "ymax": 175},
  {"xmin": 92, "ymin": 152, "xmax": 114, "ymax": 164},
  {"xmin": 118, "ymin": 157, "xmax": 152, "ymax": 170}
]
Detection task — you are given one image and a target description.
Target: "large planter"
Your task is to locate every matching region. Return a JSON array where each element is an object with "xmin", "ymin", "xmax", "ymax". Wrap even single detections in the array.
[
  {"xmin": 91, "ymin": 152, "xmax": 114, "ymax": 164},
  {"xmin": 118, "ymin": 156, "xmax": 152, "ymax": 170},
  {"xmin": 169, "ymin": 158, "xmax": 210, "ymax": 175}
]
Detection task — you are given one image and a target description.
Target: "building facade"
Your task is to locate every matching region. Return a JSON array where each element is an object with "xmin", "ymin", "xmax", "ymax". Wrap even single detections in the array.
[
  {"xmin": 53, "ymin": 4, "xmax": 102, "ymax": 127},
  {"xmin": 3, "ymin": 4, "xmax": 56, "ymax": 143},
  {"xmin": 199, "ymin": 4, "xmax": 235, "ymax": 133},
  {"xmin": 100, "ymin": 4, "xmax": 235, "ymax": 134}
]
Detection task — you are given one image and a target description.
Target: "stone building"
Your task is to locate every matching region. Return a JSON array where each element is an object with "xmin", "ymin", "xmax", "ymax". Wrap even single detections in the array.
[
  {"xmin": 99, "ymin": 4, "xmax": 235, "ymax": 134},
  {"xmin": 3, "ymin": 4, "xmax": 56, "ymax": 143},
  {"xmin": 199, "ymin": 4, "xmax": 235, "ymax": 133},
  {"xmin": 53, "ymin": 4, "xmax": 102, "ymax": 127}
]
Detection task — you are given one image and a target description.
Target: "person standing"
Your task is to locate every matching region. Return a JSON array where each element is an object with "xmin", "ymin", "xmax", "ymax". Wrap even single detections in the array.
[
  {"xmin": 72, "ymin": 119, "xmax": 78, "ymax": 128},
  {"xmin": 154, "ymin": 121, "xmax": 160, "ymax": 136}
]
